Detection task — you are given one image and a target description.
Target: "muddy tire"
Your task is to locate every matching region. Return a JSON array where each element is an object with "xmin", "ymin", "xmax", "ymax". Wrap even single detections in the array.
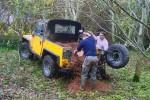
[
  {"xmin": 19, "ymin": 42, "xmax": 32, "ymax": 59},
  {"xmin": 106, "ymin": 44, "xmax": 129, "ymax": 69},
  {"xmin": 97, "ymin": 66, "xmax": 107, "ymax": 80},
  {"xmin": 42, "ymin": 55, "xmax": 56, "ymax": 78}
]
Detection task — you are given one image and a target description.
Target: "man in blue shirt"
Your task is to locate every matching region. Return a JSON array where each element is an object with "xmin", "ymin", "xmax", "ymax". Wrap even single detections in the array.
[{"xmin": 74, "ymin": 32, "xmax": 98, "ymax": 90}]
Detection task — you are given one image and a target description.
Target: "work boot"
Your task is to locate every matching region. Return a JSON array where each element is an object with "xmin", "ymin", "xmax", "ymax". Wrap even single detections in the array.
[
  {"xmin": 80, "ymin": 78, "xmax": 86, "ymax": 91},
  {"xmin": 91, "ymin": 79, "xmax": 96, "ymax": 90}
]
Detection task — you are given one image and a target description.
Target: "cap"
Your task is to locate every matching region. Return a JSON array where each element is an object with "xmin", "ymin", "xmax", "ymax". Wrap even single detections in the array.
[
  {"xmin": 79, "ymin": 29, "xmax": 83, "ymax": 33},
  {"xmin": 83, "ymin": 32, "xmax": 91, "ymax": 37}
]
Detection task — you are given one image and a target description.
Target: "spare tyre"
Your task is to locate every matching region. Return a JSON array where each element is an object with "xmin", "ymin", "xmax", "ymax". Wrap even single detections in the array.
[{"xmin": 105, "ymin": 44, "xmax": 129, "ymax": 69}]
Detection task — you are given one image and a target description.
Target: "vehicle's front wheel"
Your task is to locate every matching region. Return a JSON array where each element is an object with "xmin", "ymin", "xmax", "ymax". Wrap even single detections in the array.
[
  {"xmin": 42, "ymin": 55, "xmax": 56, "ymax": 78},
  {"xmin": 19, "ymin": 42, "xmax": 32, "ymax": 59}
]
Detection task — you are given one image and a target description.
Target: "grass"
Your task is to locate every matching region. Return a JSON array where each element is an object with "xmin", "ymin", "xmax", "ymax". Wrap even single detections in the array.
[
  {"xmin": 0, "ymin": 45, "xmax": 150, "ymax": 99},
  {"xmin": 0, "ymin": 49, "xmax": 57, "ymax": 99}
]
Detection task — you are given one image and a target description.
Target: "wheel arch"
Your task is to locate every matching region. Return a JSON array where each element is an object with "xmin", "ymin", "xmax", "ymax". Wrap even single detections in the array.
[{"xmin": 42, "ymin": 49, "xmax": 59, "ymax": 64}]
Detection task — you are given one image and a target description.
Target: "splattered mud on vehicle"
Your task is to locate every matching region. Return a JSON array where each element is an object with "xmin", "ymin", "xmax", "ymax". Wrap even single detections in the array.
[{"xmin": 56, "ymin": 42, "xmax": 83, "ymax": 76}]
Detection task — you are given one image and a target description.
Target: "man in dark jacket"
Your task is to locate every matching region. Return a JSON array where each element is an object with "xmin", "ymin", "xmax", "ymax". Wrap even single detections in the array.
[{"xmin": 74, "ymin": 32, "xmax": 98, "ymax": 90}]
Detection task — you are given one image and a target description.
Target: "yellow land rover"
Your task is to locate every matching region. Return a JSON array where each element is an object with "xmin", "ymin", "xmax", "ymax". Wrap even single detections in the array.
[
  {"xmin": 19, "ymin": 19, "xmax": 83, "ymax": 78},
  {"xmin": 20, "ymin": 19, "xmax": 129, "ymax": 78}
]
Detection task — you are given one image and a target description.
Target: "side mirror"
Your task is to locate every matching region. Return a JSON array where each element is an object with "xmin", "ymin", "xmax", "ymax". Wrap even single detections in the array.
[
  {"xmin": 39, "ymin": 30, "xmax": 44, "ymax": 35},
  {"xmin": 41, "ymin": 30, "xmax": 43, "ymax": 33}
]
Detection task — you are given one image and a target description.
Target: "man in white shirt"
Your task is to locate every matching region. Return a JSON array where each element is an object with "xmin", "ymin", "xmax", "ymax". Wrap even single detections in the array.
[
  {"xmin": 91, "ymin": 31, "xmax": 109, "ymax": 60},
  {"xmin": 95, "ymin": 32, "xmax": 109, "ymax": 51},
  {"xmin": 91, "ymin": 31, "xmax": 109, "ymax": 79}
]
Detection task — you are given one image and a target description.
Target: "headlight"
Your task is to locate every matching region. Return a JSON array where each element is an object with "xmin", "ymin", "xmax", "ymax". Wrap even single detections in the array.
[{"xmin": 63, "ymin": 48, "xmax": 72, "ymax": 61}]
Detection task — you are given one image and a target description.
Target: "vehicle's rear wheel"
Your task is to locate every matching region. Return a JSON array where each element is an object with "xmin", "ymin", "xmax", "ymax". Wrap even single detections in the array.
[
  {"xmin": 106, "ymin": 44, "xmax": 129, "ymax": 69},
  {"xmin": 42, "ymin": 55, "xmax": 56, "ymax": 78},
  {"xmin": 19, "ymin": 42, "xmax": 32, "ymax": 59}
]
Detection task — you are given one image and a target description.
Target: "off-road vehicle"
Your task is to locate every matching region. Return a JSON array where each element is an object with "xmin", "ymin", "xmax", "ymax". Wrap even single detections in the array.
[{"xmin": 19, "ymin": 19, "xmax": 129, "ymax": 78}]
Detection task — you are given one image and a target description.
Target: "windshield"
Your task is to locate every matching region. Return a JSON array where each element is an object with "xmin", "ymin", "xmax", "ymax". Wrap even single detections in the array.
[
  {"xmin": 47, "ymin": 19, "xmax": 81, "ymax": 42},
  {"xmin": 55, "ymin": 24, "xmax": 76, "ymax": 35}
]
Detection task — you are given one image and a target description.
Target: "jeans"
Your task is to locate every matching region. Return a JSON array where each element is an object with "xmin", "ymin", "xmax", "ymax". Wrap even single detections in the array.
[{"xmin": 81, "ymin": 56, "xmax": 98, "ymax": 80}]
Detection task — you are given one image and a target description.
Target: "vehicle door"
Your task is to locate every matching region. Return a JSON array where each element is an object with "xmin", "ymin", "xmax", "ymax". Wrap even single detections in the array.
[{"xmin": 30, "ymin": 22, "xmax": 46, "ymax": 56}]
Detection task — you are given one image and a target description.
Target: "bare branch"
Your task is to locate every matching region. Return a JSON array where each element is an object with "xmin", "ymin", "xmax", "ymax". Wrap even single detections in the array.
[{"xmin": 109, "ymin": 0, "xmax": 150, "ymax": 30}]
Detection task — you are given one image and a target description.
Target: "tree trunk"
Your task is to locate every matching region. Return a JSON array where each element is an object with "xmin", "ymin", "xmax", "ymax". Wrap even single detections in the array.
[
  {"xmin": 133, "ymin": 55, "xmax": 148, "ymax": 82},
  {"xmin": 110, "ymin": 10, "xmax": 115, "ymax": 42},
  {"xmin": 137, "ymin": 8, "xmax": 145, "ymax": 51},
  {"xmin": 133, "ymin": 59, "xmax": 141, "ymax": 82}
]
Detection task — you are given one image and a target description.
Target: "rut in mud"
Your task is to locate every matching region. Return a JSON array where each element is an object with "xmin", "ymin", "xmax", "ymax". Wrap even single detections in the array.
[{"xmin": 67, "ymin": 78, "xmax": 112, "ymax": 93}]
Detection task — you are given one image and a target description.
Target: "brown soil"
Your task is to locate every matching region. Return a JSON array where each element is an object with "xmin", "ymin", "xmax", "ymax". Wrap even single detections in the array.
[
  {"xmin": 67, "ymin": 77, "xmax": 112, "ymax": 93},
  {"xmin": 56, "ymin": 42, "xmax": 83, "ymax": 75}
]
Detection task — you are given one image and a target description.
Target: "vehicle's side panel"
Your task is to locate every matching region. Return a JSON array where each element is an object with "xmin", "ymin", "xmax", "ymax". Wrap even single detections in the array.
[
  {"xmin": 43, "ymin": 39, "xmax": 63, "ymax": 67},
  {"xmin": 30, "ymin": 35, "xmax": 43, "ymax": 56}
]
